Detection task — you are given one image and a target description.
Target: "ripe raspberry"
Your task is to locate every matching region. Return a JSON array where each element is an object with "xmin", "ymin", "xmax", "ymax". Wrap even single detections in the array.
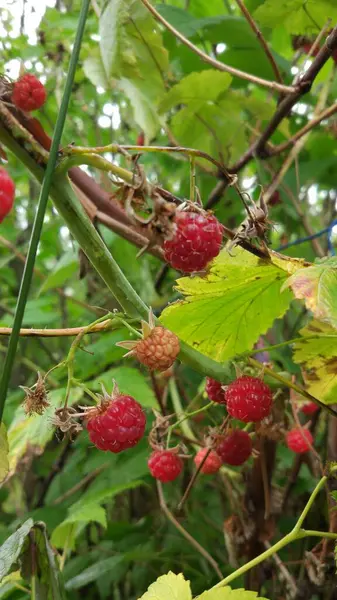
[
  {"xmin": 286, "ymin": 428, "xmax": 313, "ymax": 453},
  {"xmin": 86, "ymin": 394, "xmax": 146, "ymax": 453},
  {"xmin": 194, "ymin": 448, "xmax": 222, "ymax": 474},
  {"xmin": 148, "ymin": 450, "xmax": 183, "ymax": 482},
  {"xmin": 301, "ymin": 402, "xmax": 319, "ymax": 415},
  {"xmin": 12, "ymin": 74, "xmax": 47, "ymax": 112},
  {"xmin": 216, "ymin": 429, "xmax": 252, "ymax": 466},
  {"xmin": 226, "ymin": 376, "xmax": 272, "ymax": 423},
  {"xmin": 302, "ymin": 42, "xmax": 320, "ymax": 57},
  {"xmin": 0, "ymin": 168, "xmax": 15, "ymax": 222},
  {"xmin": 205, "ymin": 377, "xmax": 226, "ymax": 404},
  {"xmin": 163, "ymin": 211, "xmax": 223, "ymax": 273}
]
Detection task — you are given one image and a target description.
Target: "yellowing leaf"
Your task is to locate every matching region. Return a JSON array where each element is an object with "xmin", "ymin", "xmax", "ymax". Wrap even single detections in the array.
[
  {"xmin": 160, "ymin": 248, "xmax": 292, "ymax": 362},
  {"xmin": 0, "ymin": 423, "xmax": 9, "ymax": 484},
  {"xmin": 284, "ymin": 257, "xmax": 337, "ymax": 329},
  {"xmin": 293, "ymin": 320, "xmax": 337, "ymax": 404},
  {"xmin": 138, "ymin": 572, "xmax": 192, "ymax": 600}
]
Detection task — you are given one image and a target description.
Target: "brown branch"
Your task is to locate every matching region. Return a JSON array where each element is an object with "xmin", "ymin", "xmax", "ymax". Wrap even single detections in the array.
[
  {"xmin": 235, "ymin": 0, "xmax": 283, "ymax": 85},
  {"xmin": 140, "ymin": 0, "xmax": 295, "ymax": 94},
  {"xmin": 270, "ymin": 101, "xmax": 337, "ymax": 156},
  {"xmin": 96, "ymin": 211, "xmax": 164, "ymax": 260},
  {"xmin": 0, "ymin": 320, "xmax": 112, "ymax": 337},
  {"xmin": 156, "ymin": 481, "xmax": 224, "ymax": 579},
  {"xmin": 230, "ymin": 24, "xmax": 337, "ymax": 173}
]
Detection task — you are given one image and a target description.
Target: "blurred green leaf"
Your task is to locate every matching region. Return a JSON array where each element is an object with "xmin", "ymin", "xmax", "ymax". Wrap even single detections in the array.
[
  {"xmin": 0, "ymin": 520, "xmax": 33, "ymax": 582},
  {"xmin": 65, "ymin": 556, "xmax": 124, "ymax": 590},
  {"xmin": 39, "ymin": 251, "xmax": 78, "ymax": 294},
  {"xmin": 90, "ymin": 366, "xmax": 158, "ymax": 408},
  {"xmin": 0, "ymin": 425, "xmax": 9, "ymax": 485}
]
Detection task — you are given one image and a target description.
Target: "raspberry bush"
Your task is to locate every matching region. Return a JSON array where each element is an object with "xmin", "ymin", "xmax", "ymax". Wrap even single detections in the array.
[{"xmin": 1, "ymin": 2, "xmax": 337, "ymax": 599}]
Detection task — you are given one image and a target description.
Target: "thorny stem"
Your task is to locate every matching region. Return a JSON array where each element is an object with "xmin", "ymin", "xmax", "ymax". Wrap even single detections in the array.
[
  {"xmin": 140, "ymin": 0, "xmax": 295, "ymax": 94},
  {"xmin": 207, "ymin": 471, "xmax": 337, "ymax": 592},
  {"xmin": 0, "ymin": 321, "xmax": 114, "ymax": 337},
  {"xmin": 0, "ymin": 0, "xmax": 91, "ymax": 422}
]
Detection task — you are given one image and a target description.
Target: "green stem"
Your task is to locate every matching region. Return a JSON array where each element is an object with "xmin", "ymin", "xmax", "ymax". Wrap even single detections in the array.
[
  {"xmin": 166, "ymin": 400, "xmax": 214, "ymax": 448},
  {"xmin": 207, "ymin": 472, "xmax": 330, "ymax": 592},
  {"xmin": 169, "ymin": 378, "xmax": 196, "ymax": 443},
  {"xmin": 0, "ymin": 0, "xmax": 91, "ymax": 422},
  {"xmin": 0, "ymin": 127, "xmax": 234, "ymax": 382}
]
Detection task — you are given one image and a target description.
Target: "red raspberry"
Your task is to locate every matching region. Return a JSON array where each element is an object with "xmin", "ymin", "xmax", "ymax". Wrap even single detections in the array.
[
  {"xmin": 216, "ymin": 430, "xmax": 252, "ymax": 466},
  {"xmin": 12, "ymin": 74, "xmax": 47, "ymax": 112},
  {"xmin": 163, "ymin": 211, "xmax": 223, "ymax": 273},
  {"xmin": 226, "ymin": 376, "xmax": 272, "ymax": 423},
  {"xmin": 194, "ymin": 448, "xmax": 222, "ymax": 474},
  {"xmin": 302, "ymin": 42, "xmax": 320, "ymax": 57},
  {"xmin": 205, "ymin": 377, "xmax": 227, "ymax": 404},
  {"xmin": 286, "ymin": 428, "xmax": 313, "ymax": 453},
  {"xmin": 301, "ymin": 402, "xmax": 319, "ymax": 415},
  {"xmin": 148, "ymin": 450, "xmax": 183, "ymax": 482},
  {"xmin": 86, "ymin": 394, "xmax": 146, "ymax": 453},
  {"xmin": 0, "ymin": 168, "xmax": 15, "ymax": 222}
]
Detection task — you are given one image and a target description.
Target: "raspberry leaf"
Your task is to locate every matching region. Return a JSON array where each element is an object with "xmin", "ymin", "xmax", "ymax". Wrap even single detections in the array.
[
  {"xmin": 138, "ymin": 572, "xmax": 192, "ymax": 600},
  {"xmin": 253, "ymin": 0, "xmax": 337, "ymax": 35},
  {"xmin": 160, "ymin": 248, "xmax": 293, "ymax": 362},
  {"xmin": 293, "ymin": 320, "xmax": 337, "ymax": 404},
  {"xmin": 283, "ymin": 257, "xmax": 337, "ymax": 330}
]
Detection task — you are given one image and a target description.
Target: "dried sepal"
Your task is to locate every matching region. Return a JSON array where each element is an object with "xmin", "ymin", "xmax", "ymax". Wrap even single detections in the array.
[{"xmin": 20, "ymin": 373, "xmax": 50, "ymax": 416}]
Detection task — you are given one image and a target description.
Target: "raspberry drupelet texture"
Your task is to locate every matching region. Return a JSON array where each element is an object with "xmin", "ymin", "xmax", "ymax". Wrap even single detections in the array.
[
  {"xmin": 194, "ymin": 448, "xmax": 222, "ymax": 474},
  {"xmin": 148, "ymin": 450, "xmax": 183, "ymax": 482},
  {"xmin": 163, "ymin": 211, "xmax": 223, "ymax": 273},
  {"xmin": 86, "ymin": 394, "xmax": 146, "ymax": 453},
  {"xmin": 0, "ymin": 168, "xmax": 15, "ymax": 222},
  {"xmin": 205, "ymin": 377, "xmax": 227, "ymax": 404},
  {"xmin": 12, "ymin": 74, "xmax": 47, "ymax": 111},
  {"xmin": 286, "ymin": 428, "xmax": 313, "ymax": 453},
  {"xmin": 226, "ymin": 376, "xmax": 272, "ymax": 423},
  {"xmin": 134, "ymin": 326, "xmax": 180, "ymax": 371},
  {"xmin": 301, "ymin": 401, "xmax": 319, "ymax": 415},
  {"xmin": 216, "ymin": 429, "xmax": 252, "ymax": 466}
]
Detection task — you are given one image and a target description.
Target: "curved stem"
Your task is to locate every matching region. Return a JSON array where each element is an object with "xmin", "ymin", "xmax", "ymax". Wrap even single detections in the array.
[
  {"xmin": 0, "ymin": 0, "xmax": 91, "ymax": 422},
  {"xmin": 207, "ymin": 472, "xmax": 333, "ymax": 592},
  {"xmin": 140, "ymin": 0, "xmax": 295, "ymax": 94}
]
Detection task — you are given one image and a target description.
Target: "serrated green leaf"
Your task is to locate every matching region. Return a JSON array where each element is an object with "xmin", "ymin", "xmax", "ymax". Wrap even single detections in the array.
[
  {"xmin": 0, "ymin": 520, "xmax": 33, "ymax": 582},
  {"xmin": 39, "ymin": 250, "xmax": 78, "ymax": 294},
  {"xmin": 90, "ymin": 366, "xmax": 157, "ymax": 408},
  {"xmin": 254, "ymin": 0, "xmax": 337, "ymax": 34},
  {"xmin": 159, "ymin": 70, "xmax": 232, "ymax": 113},
  {"xmin": 160, "ymin": 248, "xmax": 292, "ymax": 362},
  {"xmin": 138, "ymin": 571, "xmax": 192, "ymax": 600},
  {"xmin": 0, "ymin": 424, "xmax": 9, "ymax": 485},
  {"xmin": 293, "ymin": 320, "xmax": 337, "ymax": 404},
  {"xmin": 8, "ymin": 387, "xmax": 83, "ymax": 472},
  {"xmin": 284, "ymin": 257, "xmax": 337, "ymax": 329},
  {"xmin": 197, "ymin": 587, "xmax": 269, "ymax": 599}
]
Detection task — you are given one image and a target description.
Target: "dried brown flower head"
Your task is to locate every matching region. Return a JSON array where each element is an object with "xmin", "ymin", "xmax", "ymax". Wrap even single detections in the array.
[{"xmin": 20, "ymin": 373, "xmax": 50, "ymax": 416}]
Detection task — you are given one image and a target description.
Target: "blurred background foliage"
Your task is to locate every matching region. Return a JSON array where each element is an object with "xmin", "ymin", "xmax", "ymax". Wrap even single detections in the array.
[{"xmin": 0, "ymin": 0, "xmax": 337, "ymax": 598}]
